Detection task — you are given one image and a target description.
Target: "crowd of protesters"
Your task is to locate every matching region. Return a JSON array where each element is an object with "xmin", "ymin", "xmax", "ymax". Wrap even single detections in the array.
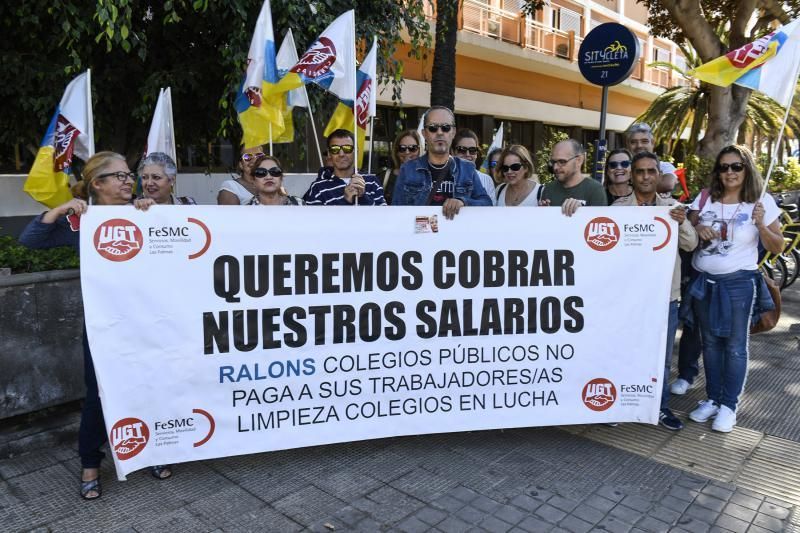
[{"xmin": 17, "ymin": 105, "xmax": 782, "ymax": 500}]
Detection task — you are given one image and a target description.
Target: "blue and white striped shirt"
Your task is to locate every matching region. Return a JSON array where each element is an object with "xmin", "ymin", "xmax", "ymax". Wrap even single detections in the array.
[{"xmin": 302, "ymin": 167, "xmax": 387, "ymax": 206}]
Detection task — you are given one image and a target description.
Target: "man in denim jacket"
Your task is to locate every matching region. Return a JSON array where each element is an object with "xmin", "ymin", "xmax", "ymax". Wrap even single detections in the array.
[{"xmin": 391, "ymin": 106, "xmax": 492, "ymax": 218}]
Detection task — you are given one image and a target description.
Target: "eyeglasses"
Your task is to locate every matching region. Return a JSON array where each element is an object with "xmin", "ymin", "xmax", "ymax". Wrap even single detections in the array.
[
  {"xmin": 548, "ymin": 155, "xmax": 580, "ymax": 167},
  {"xmin": 607, "ymin": 160, "xmax": 631, "ymax": 169},
  {"xmin": 253, "ymin": 167, "xmax": 283, "ymax": 178},
  {"xmin": 397, "ymin": 144, "xmax": 419, "ymax": 153},
  {"xmin": 455, "ymin": 146, "xmax": 479, "ymax": 155},
  {"xmin": 328, "ymin": 144, "xmax": 354, "ymax": 155},
  {"xmin": 97, "ymin": 171, "xmax": 135, "ymax": 182},
  {"xmin": 425, "ymin": 123, "xmax": 453, "ymax": 133},
  {"xmin": 718, "ymin": 162, "xmax": 745, "ymax": 173},
  {"xmin": 241, "ymin": 152, "xmax": 266, "ymax": 162},
  {"xmin": 501, "ymin": 163, "xmax": 524, "ymax": 173}
]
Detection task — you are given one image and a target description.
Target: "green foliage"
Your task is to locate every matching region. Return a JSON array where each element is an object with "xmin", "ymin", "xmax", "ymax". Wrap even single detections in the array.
[
  {"xmin": 0, "ymin": 236, "xmax": 79, "ymax": 274},
  {"xmin": 533, "ymin": 128, "xmax": 568, "ymax": 184},
  {"xmin": 681, "ymin": 154, "xmax": 714, "ymax": 197},
  {"xmin": 756, "ymin": 155, "xmax": 800, "ymax": 192}
]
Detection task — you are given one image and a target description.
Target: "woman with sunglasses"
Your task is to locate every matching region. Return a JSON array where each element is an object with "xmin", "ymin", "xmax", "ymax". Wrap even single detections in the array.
[
  {"xmin": 248, "ymin": 156, "xmax": 303, "ymax": 205},
  {"xmin": 604, "ymin": 148, "xmax": 633, "ymax": 205},
  {"xmin": 138, "ymin": 152, "xmax": 196, "ymax": 205},
  {"xmin": 382, "ymin": 129, "xmax": 421, "ymax": 205},
  {"xmin": 494, "ymin": 145, "xmax": 541, "ymax": 206},
  {"xmin": 18, "ymin": 152, "xmax": 172, "ymax": 500},
  {"xmin": 218, "ymin": 146, "xmax": 265, "ymax": 205},
  {"xmin": 682, "ymin": 145, "xmax": 783, "ymax": 433},
  {"xmin": 486, "ymin": 148, "xmax": 502, "ymax": 174},
  {"xmin": 452, "ymin": 129, "xmax": 496, "ymax": 204}
]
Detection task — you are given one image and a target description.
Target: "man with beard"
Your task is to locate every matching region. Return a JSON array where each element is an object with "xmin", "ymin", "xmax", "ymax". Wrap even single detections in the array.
[{"xmin": 541, "ymin": 139, "xmax": 607, "ymax": 216}]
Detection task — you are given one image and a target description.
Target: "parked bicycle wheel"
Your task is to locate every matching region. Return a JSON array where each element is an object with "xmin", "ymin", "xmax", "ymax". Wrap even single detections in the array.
[
  {"xmin": 761, "ymin": 260, "xmax": 788, "ymax": 290},
  {"xmin": 784, "ymin": 249, "xmax": 800, "ymax": 288}
]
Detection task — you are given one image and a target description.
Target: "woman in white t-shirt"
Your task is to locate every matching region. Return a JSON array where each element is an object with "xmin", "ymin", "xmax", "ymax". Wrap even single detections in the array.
[
  {"xmin": 494, "ymin": 145, "xmax": 542, "ymax": 207},
  {"xmin": 218, "ymin": 147, "xmax": 264, "ymax": 205},
  {"xmin": 684, "ymin": 145, "xmax": 784, "ymax": 433}
]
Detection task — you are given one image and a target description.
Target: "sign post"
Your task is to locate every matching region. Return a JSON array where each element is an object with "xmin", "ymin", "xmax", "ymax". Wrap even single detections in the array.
[{"xmin": 578, "ymin": 23, "xmax": 640, "ymax": 182}]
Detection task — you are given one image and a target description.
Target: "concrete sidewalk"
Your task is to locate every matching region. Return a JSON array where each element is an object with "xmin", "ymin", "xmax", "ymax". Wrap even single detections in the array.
[{"xmin": 1, "ymin": 286, "xmax": 799, "ymax": 533}]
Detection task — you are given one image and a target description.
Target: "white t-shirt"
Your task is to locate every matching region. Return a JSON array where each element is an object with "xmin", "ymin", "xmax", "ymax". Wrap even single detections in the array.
[
  {"xmin": 497, "ymin": 180, "xmax": 543, "ymax": 207},
  {"xmin": 219, "ymin": 179, "xmax": 254, "ymax": 205},
  {"xmin": 690, "ymin": 193, "xmax": 780, "ymax": 275},
  {"xmin": 478, "ymin": 171, "xmax": 497, "ymax": 206}
]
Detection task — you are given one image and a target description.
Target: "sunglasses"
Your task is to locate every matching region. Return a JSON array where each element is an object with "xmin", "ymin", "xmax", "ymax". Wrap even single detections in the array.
[
  {"xmin": 488, "ymin": 160, "xmax": 498, "ymax": 168},
  {"xmin": 607, "ymin": 160, "xmax": 631, "ymax": 169},
  {"xmin": 456, "ymin": 146, "xmax": 479, "ymax": 155},
  {"xmin": 398, "ymin": 144, "xmax": 419, "ymax": 153},
  {"xmin": 425, "ymin": 123, "xmax": 453, "ymax": 133},
  {"xmin": 241, "ymin": 152, "xmax": 266, "ymax": 162},
  {"xmin": 253, "ymin": 167, "xmax": 283, "ymax": 178},
  {"xmin": 501, "ymin": 163, "xmax": 524, "ymax": 173},
  {"xmin": 718, "ymin": 162, "xmax": 745, "ymax": 173},
  {"xmin": 328, "ymin": 144, "xmax": 354, "ymax": 155},
  {"xmin": 97, "ymin": 171, "xmax": 135, "ymax": 182}
]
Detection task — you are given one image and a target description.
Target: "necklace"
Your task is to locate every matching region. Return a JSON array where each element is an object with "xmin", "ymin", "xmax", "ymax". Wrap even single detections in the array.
[
  {"xmin": 721, "ymin": 201, "xmax": 743, "ymax": 242},
  {"xmin": 428, "ymin": 156, "xmax": 451, "ymax": 170},
  {"xmin": 506, "ymin": 181, "xmax": 533, "ymax": 206}
]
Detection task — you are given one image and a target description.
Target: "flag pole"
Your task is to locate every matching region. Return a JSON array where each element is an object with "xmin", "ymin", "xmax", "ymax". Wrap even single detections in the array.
[
  {"xmin": 367, "ymin": 116, "xmax": 374, "ymax": 174},
  {"xmin": 352, "ymin": 12, "xmax": 359, "ymax": 206},
  {"xmin": 268, "ymin": 123, "xmax": 273, "ymax": 156},
  {"xmin": 86, "ymin": 69, "xmax": 95, "ymax": 156},
  {"xmin": 761, "ymin": 94, "xmax": 796, "ymax": 198}
]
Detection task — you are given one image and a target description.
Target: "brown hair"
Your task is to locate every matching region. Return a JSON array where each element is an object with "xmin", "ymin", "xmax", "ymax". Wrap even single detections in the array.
[
  {"xmin": 71, "ymin": 151, "xmax": 127, "ymax": 201},
  {"xmin": 603, "ymin": 148, "xmax": 633, "ymax": 190},
  {"xmin": 391, "ymin": 129, "xmax": 422, "ymax": 170},
  {"xmin": 709, "ymin": 145, "xmax": 763, "ymax": 203},
  {"xmin": 495, "ymin": 145, "xmax": 535, "ymax": 182}
]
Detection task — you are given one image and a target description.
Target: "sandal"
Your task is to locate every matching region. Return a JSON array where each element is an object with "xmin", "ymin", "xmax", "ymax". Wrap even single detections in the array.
[
  {"xmin": 80, "ymin": 476, "xmax": 101, "ymax": 500},
  {"xmin": 150, "ymin": 465, "xmax": 173, "ymax": 480}
]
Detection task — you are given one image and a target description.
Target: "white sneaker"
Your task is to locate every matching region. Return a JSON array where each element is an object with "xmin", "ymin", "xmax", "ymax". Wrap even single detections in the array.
[
  {"xmin": 689, "ymin": 399, "xmax": 720, "ymax": 423},
  {"xmin": 670, "ymin": 378, "xmax": 693, "ymax": 395},
  {"xmin": 712, "ymin": 406, "xmax": 737, "ymax": 432}
]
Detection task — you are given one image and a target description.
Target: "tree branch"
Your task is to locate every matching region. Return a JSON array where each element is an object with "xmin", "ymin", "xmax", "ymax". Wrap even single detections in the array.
[
  {"xmin": 656, "ymin": 0, "xmax": 724, "ymax": 61},
  {"xmin": 758, "ymin": 0, "xmax": 790, "ymax": 27},
  {"xmin": 729, "ymin": 0, "xmax": 758, "ymax": 47}
]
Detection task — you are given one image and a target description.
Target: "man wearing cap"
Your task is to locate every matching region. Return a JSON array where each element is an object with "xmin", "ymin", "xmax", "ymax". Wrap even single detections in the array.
[
  {"xmin": 613, "ymin": 151, "xmax": 698, "ymax": 430},
  {"xmin": 303, "ymin": 129, "xmax": 386, "ymax": 206}
]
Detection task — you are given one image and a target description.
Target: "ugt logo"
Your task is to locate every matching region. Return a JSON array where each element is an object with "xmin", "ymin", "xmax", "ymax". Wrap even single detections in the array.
[
  {"xmin": 110, "ymin": 417, "xmax": 150, "ymax": 460},
  {"xmin": 292, "ymin": 37, "xmax": 337, "ymax": 80},
  {"xmin": 582, "ymin": 378, "xmax": 617, "ymax": 412},
  {"xmin": 94, "ymin": 218, "xmax": 143, "ymax": 262},
  {"xmin": 584, "ymin": 217, "xmax": 620, "ymax": 251}
]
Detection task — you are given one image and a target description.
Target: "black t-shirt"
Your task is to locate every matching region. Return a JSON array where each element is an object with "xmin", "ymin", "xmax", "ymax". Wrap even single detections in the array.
[{"xmin": 429, "ymin": 159, "xmax": 454, "ymax": 206}]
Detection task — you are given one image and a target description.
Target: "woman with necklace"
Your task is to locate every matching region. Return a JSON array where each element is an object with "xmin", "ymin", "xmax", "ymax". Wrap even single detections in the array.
[
  {"xmin": 494, "ymin": 145, "xmax": 541, "ymax": 206},
  {"xmin": 683, "ymin": 145, "xmax": 784, "ymax": 433},
  {"xmin": 248, "ymin": 156, "xmax": 303, "ymax": 205},
  {"xmin": 603, "ymin": 148, "xmax": 633, "ymax": 205},
  {"xmin": 218, "ymin": 146, "xmax": 264, "ymax": 205}
]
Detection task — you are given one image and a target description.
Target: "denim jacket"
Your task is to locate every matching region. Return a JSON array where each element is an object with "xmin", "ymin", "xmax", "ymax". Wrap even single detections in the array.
[{"xmin": 391, "ymin": 155, "xmax": 492, "ymax": 206}]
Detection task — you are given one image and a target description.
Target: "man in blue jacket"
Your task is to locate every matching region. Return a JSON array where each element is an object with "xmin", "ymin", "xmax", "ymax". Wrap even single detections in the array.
[{"xmin": 392, "ymin": 106, "xmax": 492, "ymax": 218}]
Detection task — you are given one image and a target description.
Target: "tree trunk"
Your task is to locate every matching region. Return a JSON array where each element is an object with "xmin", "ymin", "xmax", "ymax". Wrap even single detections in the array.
[
  {"xmin": 697, "ymin": 83, "xmax": 751, "ymax": 159},
  {"xmin": 430, "ymin": 0, "xmax": 460, "ymax": 109}
]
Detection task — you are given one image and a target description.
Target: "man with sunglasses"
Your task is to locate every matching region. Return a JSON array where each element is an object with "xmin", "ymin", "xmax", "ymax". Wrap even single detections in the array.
[
  {"xmin": 613, "ymin": 151, "xmax": 698, "ymax": 431},
  {"xmin": 451, "ymin": 128, "xmax": 496, "ymax": 205},
  {"xmin": 392, "ymin": 106, "xmax": 491, "ymax": 218},
  {"xmin": 303, "ymin": 129, "xmax": 387, "ymax": 206},
  {"xmin": 541, "ymin": 139, "xmax": 607, "ymax": 216}
]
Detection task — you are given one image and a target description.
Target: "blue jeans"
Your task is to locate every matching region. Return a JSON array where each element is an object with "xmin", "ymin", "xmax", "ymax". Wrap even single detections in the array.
[
  {"xmin": 661, "ymin": 300, "xmax": 680, "ymax": 409},
  {"xmin": 693, "ymin": 273, "xmax": 757, "ymax": 411},
  {"xmin": 79, "ymin": 327, "xmax": 107, "ymax": 469}
]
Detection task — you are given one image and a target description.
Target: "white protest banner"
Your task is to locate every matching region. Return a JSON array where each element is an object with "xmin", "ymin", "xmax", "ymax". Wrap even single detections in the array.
[{"xmin": 80, "ymin": 206, "xmax": 677, "ymax": 479}]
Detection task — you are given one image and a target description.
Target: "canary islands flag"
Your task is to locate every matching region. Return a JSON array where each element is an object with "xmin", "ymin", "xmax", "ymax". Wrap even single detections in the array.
[
  {"xmin": 235, "ymin": 0, "xmax": 285, "ymax": 148},
  {"xmin": 273, "ymin": 29, "xmax": 310, "ymax": 144},
  {"xmin": 265, "ymin": 10, "xmax": 356, "ymax": 103},
  {"xmin": 324, "ymin": 37, "xmax": 377, "ymax": 168},
  {"xmin": 691, "ymin": 19, "xmax": 800, "ymax": 106},
  {"xmin": 25, "ymin": 70, "xmax": 94, "ymax": 208}
]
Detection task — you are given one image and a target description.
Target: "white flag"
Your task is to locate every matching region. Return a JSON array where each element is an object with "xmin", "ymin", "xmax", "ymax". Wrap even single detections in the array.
[
  {"xmin": 481, "ymin": 123, "xmax": 504, "ymax": 172},
  {"xmin": 61, "ymin": 70, "xmax": 95, "ymax": 161},
  {"xmin": 145, "ymin": 88, "xmax": 176, "ymax": 162},
  {"xmin": 360, "ymin": 37, "xmax": 378, "ymax": 117},
  {"xmin": 276, "ymin": 29, "xmax": 309, "ymax": 109}
]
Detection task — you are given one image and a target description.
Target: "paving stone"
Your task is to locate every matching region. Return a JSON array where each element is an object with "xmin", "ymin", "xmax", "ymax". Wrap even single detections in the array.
[
  {"xmin": 472, "ymin": 495, "xmax": 503, "ymax": 514},
  {"xmin": 751, "ymin": 512, "xmax": 785, "ymax": 532},
  {"xmin": 685, "ymin": 503, "xmax": 722, "ymax": 524},
  {"xmin": 695, "ymin": 494, "xmax": 728, "ymax": 513},
  {"xmin": 559, "ymin": 514, "xmax": 593, "ymax": 533},
  {"xmin": 648, "ymin": 505, "xmax": 681, "ymax": 525},
  {"xmin": 536, "ymin": 504, "xmax": 568, "ymax": 524},
  {"xmin": 353, "ymin": 516, "xmax": 382, "ymax": 532},
  {"xmin": 674, "ymin": 516, "xmax": 712, "ymax": 532},
  {"xmin": 714, "ymin": 513, "xmax": 750, "ymax": 533},
  {"xmin": 272, "ymin": 485, "xmax": 347, "ymax": 527},
  {"xmin": 668, "ymin": 485, "xmax": 701, "ymax": 503},
  {"xmin": 585, "ymin": 494, "xmax": 617, "ymax": 513},
  {"xmin": 675, "ymin": 475, "xmax": 707, "ymax": 490},
  {"xmin": 757, "ymin": 502, "xmax": 790, "ymax": 520},
  {"xmin": 455, "ymin": 504, "xmax": 490, "ymax": 524},
  {"xmin": 480, "ymin": 515, "xmax": 515, "ymax": 533},
  {"xmin": 635, "ymin": 516, "xmax": 670, "ymax": 533},
  {"xmin": 495, "ymin": 503, "xmax": 529, "ymax": 525},
  {"xmin": 526, "ymin": 486, "xmax": 556, "ymax": 503},
  {"xmin": 722, "ymin": 502, "xmax": 757, "ymax": 524},
  {"xmin": 596, "ymin": 515, "xmax": 633, "ymax": 533},
  {"xmin": 746, "ymin": 525, "xmax": 775, "ymax": 533},
  {"xmin": 729, "ymin": 493, "xmax": 764, "ymax": 512},
  {"xmin": 437, "ymin": 515, "xmax": 473, "ymax": 533},
  {"xmin": 432, "ymin": 495, "xmax": 467, "ymax": 514},
  {"xmin": 396, "ymin": 515, "xmax": 433, "ymax": 533},
  {"xmin": 702, "ymin": 485, "xmax": 734, "ymax": 501},
  {"xmin": 517, "ymin": 515, "xmax": 556, "ymax": 532},
  {"xmin": 762, "ymin": 497, "xmax": 792, "ymax": 509},
  {"xmin": 509, "ymin": 494, "xmax": 540, "ymax": 513},
  {"xmin": 610, "ymin": 504, "xmax": 645, "ymax": 525},
  {"xmin": 330, "ymin": 505, "xmax": 369, "ymax": 527},
  {"xmin": 414, "ymin": 506, "xmax": 448, "ymax": 527},
  {"xmin": 572, "ymin": 504, "xmax": 605, "ymax": 525},
  {"xmin": 661, "ymin": 495, "xmax": 691, "ymax": 514},
  {"xmin": 622, "ymin": 496, "xmax": 653, "ymax": 513},
  {"xmin": 450, "ymin": 485, "xmax": 482, "ymax": 504},
  {"xmin": 596, "ymin": 485, "xmax": 626, "ymax": 502},
  {"xmin": 550, "ymin": 495, "xmax": 581, "ymax": 514}
]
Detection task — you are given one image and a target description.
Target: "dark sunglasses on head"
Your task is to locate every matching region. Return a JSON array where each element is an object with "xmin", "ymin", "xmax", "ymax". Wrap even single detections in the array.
[
  {"xmin": 241, "ymin": 152, "xmax": 266, "ymax": 162},
  {"xmin": 501, "ymin": 163, "xmax": 524, "ymax": 173},
  {"xmin": 607, "ymin": 160, "xmax": 631, "ymax": 169},
  {"xmin": 397, "ymin": 144, "xmax": 419, "ymax": 153},
  {"xmin": 253, "ymin": 167, "xmax": 283, "ymax": 178},
  {"xmin": 456, "ymin": 146, "xmax": 479, "ymax": 155},
  {"xmin": 425, "ymin": 123, "xmax": 453, "ymax": 133},
  {"xmin": 328, "ymin": 144, "xmax": 354, "ymax": 155},
  {"xmin": 717, "ymin": 162, "xmax": 745, "ymax": 173}
]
